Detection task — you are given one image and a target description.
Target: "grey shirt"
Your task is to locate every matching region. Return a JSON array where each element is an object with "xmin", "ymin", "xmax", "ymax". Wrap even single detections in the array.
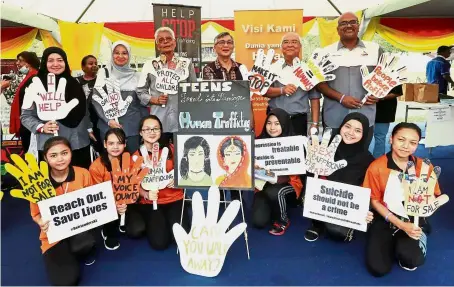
[
  {"xmin": 136, "ymin": 60, "xmax": 197, "ymax": 133},
  {"xmin": 322, "ymin": 40, "xmax": 383, "ymax": 128}
]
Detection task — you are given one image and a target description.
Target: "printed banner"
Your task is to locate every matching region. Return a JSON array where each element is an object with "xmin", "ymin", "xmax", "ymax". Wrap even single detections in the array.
[
  {"xmin": 174, "ymin": 134, "xmax": 253, "ymax": 190},
  {"xmin": 303, "ymin": 177, "xmax": 371, "ymax": 232},
  {"xmin": 38, "ymin": 181, "xmax": 118, "ymax": 244},
  {"xmin": 153, "ymin": 4, "xmax": 202, "ymax": 73},
  {"xmin": 178, "ymin": 81, "xmax": 251, "ymax": 133},
  {"xmin": 255, "ymin": 136, "xmax": 307, "ymax": 176},
  {"xmin": 234, "ymin": 9, "xmax": 303, "ymax": 136}
]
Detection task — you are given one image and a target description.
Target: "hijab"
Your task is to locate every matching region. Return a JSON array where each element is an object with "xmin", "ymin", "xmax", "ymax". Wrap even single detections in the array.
[
  {"xmin": 109, "ymin": 41, "xmax": 137, "ymax": 91},
  {"xmin": 327, "ymin": 112, "xmax": 375, "ymax": 186},
  {"xmin": 35, "ymin": 47, "xmax": 86, "ymax": 128},
  {"xmin": 258, "ymin": 108, "xmax": 294, "ymax": 139}
]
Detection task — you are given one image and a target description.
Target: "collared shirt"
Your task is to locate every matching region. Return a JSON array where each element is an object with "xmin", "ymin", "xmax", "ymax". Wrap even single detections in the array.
[
  {"xmin": 50, "ymin": 166, "xmax": 76, "ymax": 188},
  {"xmin": 426, "ymin": 56, "xmax": 451, "ymax": 94},
  {"xmin": 322, "ymin": 39, "xmax": 383, "ymax": 127},
  {"xmin": 269, "ymin": 61, "xmax": 321, "ymax": 116},
  {"xmin": 202, "ymin": 59, "xmax": 243, "ymax": 80}
]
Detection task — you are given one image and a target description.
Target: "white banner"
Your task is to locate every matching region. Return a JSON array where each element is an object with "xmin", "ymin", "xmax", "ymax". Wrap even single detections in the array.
[
  {"xmin": 254, "ymin": 136, "xmax": 307, "ymax": 176},
  {"xmin": 303, "ymin": 177, "xmax": 371, "ymax": 232},
  {"xmin": 38, "ymin": 181, "xmax": 118, "ymax": 244}
]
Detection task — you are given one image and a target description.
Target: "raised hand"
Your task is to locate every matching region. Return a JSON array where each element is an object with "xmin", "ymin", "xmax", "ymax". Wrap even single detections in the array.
[
  {"xmin": 5, "ymin": 153, "xmax": 56, "ymax": 203},
  {"xmin": 22, "ymin": 74, "xmax": 79, "ymax": 121},
  {"xmin": 360, "ymin": 53, "xmax": 407, "ymax": 104},
  {"xmin": 173, "ymin": 186, "xmax": 247, "ymax": 277},
  {"xmin": 93, "ymin": 77, "xmax": 132, "ymax": 121},
  {"xmin": 305, "ymin": 129, "xmax": 347, "ymax": 177},
  {"xmin": 239, "ymin": 49, "xmax": 279, "ymax": 96}
]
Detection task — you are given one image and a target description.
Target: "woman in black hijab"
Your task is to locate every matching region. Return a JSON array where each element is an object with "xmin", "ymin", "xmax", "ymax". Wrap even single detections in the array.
[
  {"xmin": 252, "ymin": 108, "xmax": 303, "ymax": 236},
  {"xmin": 304, "ymin": 112, "xmax": 375, "ymax": 242},
  {"xmin": 20, "ymin": 47, "xmax": 92, "ymax": 168}
]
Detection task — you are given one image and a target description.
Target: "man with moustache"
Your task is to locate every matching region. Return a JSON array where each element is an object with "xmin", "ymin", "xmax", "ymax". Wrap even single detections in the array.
[
  {"xmin": 317, "ymin": 12, "xmax": 383, "ymax": 147},
  {"xmin": 265, "ymin": 32, "xmax": 321, "ymax": 136},
  {"xmin": 137, "ymin": 27, "xmax": 197, "ymax": 140}
]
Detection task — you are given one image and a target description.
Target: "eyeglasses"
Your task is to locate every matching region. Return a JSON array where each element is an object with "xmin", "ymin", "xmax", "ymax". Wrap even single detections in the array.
[
  {"xmin": 338, "ymin": 20, "xmax": 359, "ymax": 27},
  {"xmin": 157, "ymin": 37, "xmax": 174, "ymax": 44},
  {"xmin": 282, "ymin": 40, "xmax": 300, "ymax": 46},
  {"xmin": 215, "ymin": 40, "xmax": 234, "ymax": 46},
  {"xmin": 141, "ymin": 128, "xmax": 161, "ymax": 134}
]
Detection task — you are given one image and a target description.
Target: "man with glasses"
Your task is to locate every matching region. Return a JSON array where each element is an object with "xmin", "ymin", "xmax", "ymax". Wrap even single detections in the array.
[
  {"xmin": 265, "ymin": 32, "xmax": 321, "ymax": 137},
  {"xmin": 137, "ymin": 27, "xmax": 197, "ymax": 141},
  {"xmin": 317, "ymin": 12, "xmax": 383, "ymax": 147}
]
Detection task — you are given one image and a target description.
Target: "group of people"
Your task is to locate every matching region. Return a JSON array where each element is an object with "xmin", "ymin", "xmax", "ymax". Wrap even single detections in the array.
[{"xmin": 4, "ymin": 11, "xmax": 445, "ymax": 286}]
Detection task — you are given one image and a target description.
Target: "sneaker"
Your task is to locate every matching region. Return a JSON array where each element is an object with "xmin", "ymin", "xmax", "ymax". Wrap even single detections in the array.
[
  {"xmin": 119, "ymin": 225, "xmax": 126, "ymax": 234},
  {"xmin": 101, "ymin": 230, "xmax": 120, "ymax": 251},
  {"xmin": 304, "ymin": 227, "xmax": 320, "ymax": 242},
  {"xmin": 84, "ymin": 252, "xmax": 96, "ymax": 266},
  {"xmin": 269, "ymin": 221, "xmax": 290, "ymax": 236},
  {"xmin": 399, "ymin": 260, "xmax": 417, "ymax": 271}
]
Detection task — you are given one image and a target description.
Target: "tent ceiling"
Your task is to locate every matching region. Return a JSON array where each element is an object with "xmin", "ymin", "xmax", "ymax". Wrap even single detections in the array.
[
  {"xmin": 2, "ymin": 0, "xmax": 385, "ymax": 23},
  {"xmin": 1, "ymin": 19, "xmax": 30, "ymax": 27},
  {"xmin": 381, "ymin": 0, "xmax": 454, "ymax": 17}
]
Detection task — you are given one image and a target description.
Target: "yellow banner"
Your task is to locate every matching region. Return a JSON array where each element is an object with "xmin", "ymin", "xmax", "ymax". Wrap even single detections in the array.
[{"xmin": 234, "ymin": 9, "xmax": 303, "ymax": 135}]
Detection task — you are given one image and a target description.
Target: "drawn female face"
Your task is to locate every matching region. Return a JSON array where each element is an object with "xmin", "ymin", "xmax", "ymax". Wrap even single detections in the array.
[
  {"xmin": 45, "ymin": 143, "xmax": 71, "ymax": 171},
  {"xmin": 223, "ymin": 144, "xmax": 242, "ymax": 173},
  {"xmin": 188, "ymin": 145, "xmax": 205, "ymax": 173},
  {"xmin": 266, "ymin": 115, "xmax": 282, "ymax": 137},
  {"xmin": 340, "ymin": 119, "xmax": 363, "ymax": 144},
  {"xmin": 113, "ymin": 45, "xmax": 129, "ymax": 67},
  {"xmin": 104, "ymin": 133, "xmax": 125, "ymax": 158},
  {"xmin": 140, "ymin": 118, "xmax": 161, "ymax": 144},
  {"xmin": 46, "ymin": 53, "xmax": 65, "ymax": 75},
  {"xmin": 390, "ymin": 128, "xmax": 419, "ymax": 159}
]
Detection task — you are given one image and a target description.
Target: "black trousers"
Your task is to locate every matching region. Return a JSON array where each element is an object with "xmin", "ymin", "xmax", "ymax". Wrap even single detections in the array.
[
  {"xmin": 39, "ymin": 145, "xmax": 92, "ymax": 169},
  {"xmin": 43, "ymin": 231, "xmax": 96, "ymax": 286},
  {"xmin": 19, "ymin": 125, "xmax": 31, "ymax": 153},
  {"xmin": 124, "ymin": 200, "xmax": 190, "ymax": 250},
  {"xmin": 366, "ymin": 217, "xmax": 426, "ymax": 277},
  {"xmin": 266, "ymin": 107, "xmax": 308, "ymax": 136},
  {"xmin": 309, "ymin": 220, "xmax": 355, "ymax": 242},
  {"xmin": 251, "ymin": 183, "xmax": 297, "ymax": 228}
]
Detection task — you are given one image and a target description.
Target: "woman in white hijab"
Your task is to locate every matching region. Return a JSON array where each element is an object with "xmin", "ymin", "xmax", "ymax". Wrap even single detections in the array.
[{"xmin": 92, "ymin": 41, "xmax": 148, "ymax": 153}]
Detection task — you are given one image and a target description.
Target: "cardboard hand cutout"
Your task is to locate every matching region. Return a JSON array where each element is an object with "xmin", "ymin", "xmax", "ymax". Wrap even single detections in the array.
[
  {"xmin": 173, "ymin": 186, "xmax": 247, "ymax": 277},
  {"xmin": 93, "ymin": 77, "xmax": 132, "ymax": 122},
  {"xmin": 5, "ymin": 153, "xmax": 56, "ymax": 203}
]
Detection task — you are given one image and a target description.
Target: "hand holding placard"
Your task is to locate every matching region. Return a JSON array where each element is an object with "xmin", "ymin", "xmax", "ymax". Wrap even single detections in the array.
[
  {"xmin": 111, "ymin": 152, "xmax": 149, "ymax": 226},
  {"xmin": 5, "ymin": 153, "xmax": 56, "ymax": 203},
  {"xmin": 173, "ymin": 186, "xmax": 247, "ymax": 277},
  {"xmin": 93, "ymin": 78, "xmax": 132, "ymax": 122},
  {"xmin": 239, "ymin": 49, "xmax": 279, "ymax": 96},
  {"xmin": 305, "ymin": 129, "xmax": 347, "ymax": 178}
]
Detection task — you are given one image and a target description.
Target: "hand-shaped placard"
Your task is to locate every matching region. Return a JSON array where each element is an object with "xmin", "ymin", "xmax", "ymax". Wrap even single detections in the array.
[
  {"xmin": 5, "ymin": 153, "xmax": 56, "ymax": 203},
  {"xmin": 277, "ymin": 49, "xmax": 338, "ymax": 92},
  {"xmin": 173, "ymin": 186, "xmax": 247, "ymax": 277},
  {"xmin": 22, "ymin": 74, "xmax": 79, "ymax": 122},
  {"xmin": 140, "ymin": 144, "xmax": 174, "ymax": 210},
  {"xmin": 402, "ymin": 159, "xmax": 449, "ymax": 226},
  {"xmin": 111, "ymin": 152, "xmax": 149, "ymax": 225},
  {"xmin": 360, "ymin": 53, "xmax": 407, "ymax": 104},
  {"xmin": 239, "ymin": 49, "xmax": 279, "ymax": 96},
  {"xmin": 93, "ymin": 78, "xmax": 132, "ymax": 122},
  {"xmin": 305, "ymin": 129, "xmax": 347, "ymax": 177}
]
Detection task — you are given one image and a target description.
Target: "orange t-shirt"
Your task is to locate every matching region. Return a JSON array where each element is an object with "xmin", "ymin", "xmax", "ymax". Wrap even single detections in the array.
[
  {"xmin": 30, "ymin": 166, "xmax": 93, "ymax": 254},
  {"xmin": 133, "ymin": 144, "xmax": 183, "ymax": 205},
  {"xmin": 89, "ymin": 157, "xmax": 111, "ymax": 184},
  {"xmin": 363, "ymin": 153, "xmax": 441, "ymax": 205}
]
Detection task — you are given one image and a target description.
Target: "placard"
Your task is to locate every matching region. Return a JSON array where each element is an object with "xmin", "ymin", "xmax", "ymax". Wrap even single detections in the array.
[
  {"xmin": 428, "ymin": 106, "xmax": 452, "ymax": 123},
  {"xmin": 178, "ymin": 81, "xmax": 251, "ymax": 133},
  {"xmin": 38, "ymin": 181, "xmax": 118, "ymax": 244},
  {"xmin": 175, "ymin": 134, "xmax": 253, "ymax": 190},
  {"xmin": 93, "ymin": 77, "xmax": 132, "ymax": 121},
  {"xmin": 303, "ymin": 177, "xmax": 371, "ymax": 232},
  {"xmin": 255, "ymin": 136, "xmax": 307, "ymax": 176}
]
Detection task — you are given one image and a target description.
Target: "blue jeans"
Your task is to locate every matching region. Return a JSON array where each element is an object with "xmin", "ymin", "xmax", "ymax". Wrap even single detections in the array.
[{"xmin": 370, "ymin": 123, "xmax": 390, "ymax": 158}]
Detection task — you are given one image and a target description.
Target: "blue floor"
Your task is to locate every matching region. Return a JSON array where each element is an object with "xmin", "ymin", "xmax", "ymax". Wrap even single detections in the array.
[{"xmin": 2, "ymin": 145, "xmax": 454, "ymax": 286}]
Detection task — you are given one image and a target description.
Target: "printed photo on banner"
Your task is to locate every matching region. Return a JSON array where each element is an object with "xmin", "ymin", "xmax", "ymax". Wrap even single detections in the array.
[
  {"xmin": 255, "ymin": 135, "xmax": 307, "ymax": 176},
  {"xmin": 38, "ymin": 181, "xmax": 118, "ymax": 243},
  {"xmin": 303, "ymin": 177, "xmax": 371, "ymax": 232},
  {"xmin": 174, "ymin": 134, "xmax": 253, "ymax": 190},
  {"xmin": 178, "ymin": 80, "xmax": 251, "ymax": 133}
]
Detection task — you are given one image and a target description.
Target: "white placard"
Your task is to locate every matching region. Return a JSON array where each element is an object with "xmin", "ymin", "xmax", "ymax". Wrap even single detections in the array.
[
  {"xmin": 303, "ymin": 177, "xmax": 371, "ymax": 232},
  {"xmin": 255, "ymin": 136, "xmax": 307, "ymax": 176},
  {"xmin": 38, "ymin": 181, "xmax": 118, "ymax": 244},
  {"xmin": 428, "ymin": 106, "xmax": 452, "ymax": 122}
]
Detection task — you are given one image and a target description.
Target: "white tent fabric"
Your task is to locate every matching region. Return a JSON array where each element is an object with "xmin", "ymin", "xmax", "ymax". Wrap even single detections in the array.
[{"xmin": 2, "ymin": 0, "xmax": 385, "ymax": 23}]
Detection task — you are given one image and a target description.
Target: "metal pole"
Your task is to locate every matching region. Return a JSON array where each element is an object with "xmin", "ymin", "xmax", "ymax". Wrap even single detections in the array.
[
  {"xmin": 326, "ymin": 0, "xmax": 342, "ymax": 15},
  {"xmin": 75, "ymin": 0, "xmax": 96, "ymax": 23}
]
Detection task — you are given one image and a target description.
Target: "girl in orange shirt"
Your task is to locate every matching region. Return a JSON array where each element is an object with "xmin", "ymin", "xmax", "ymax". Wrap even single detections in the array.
[
  {"xmin": 31, "ymin": 136, "xmax": 96, "ymax": 286},
  {"xmin": 130, "ymin": 115, "xmax": 189, "ymax": 250},
  {"xmin": 363, "ymin": 123, "xmax": 442, "ymax": 276}
]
